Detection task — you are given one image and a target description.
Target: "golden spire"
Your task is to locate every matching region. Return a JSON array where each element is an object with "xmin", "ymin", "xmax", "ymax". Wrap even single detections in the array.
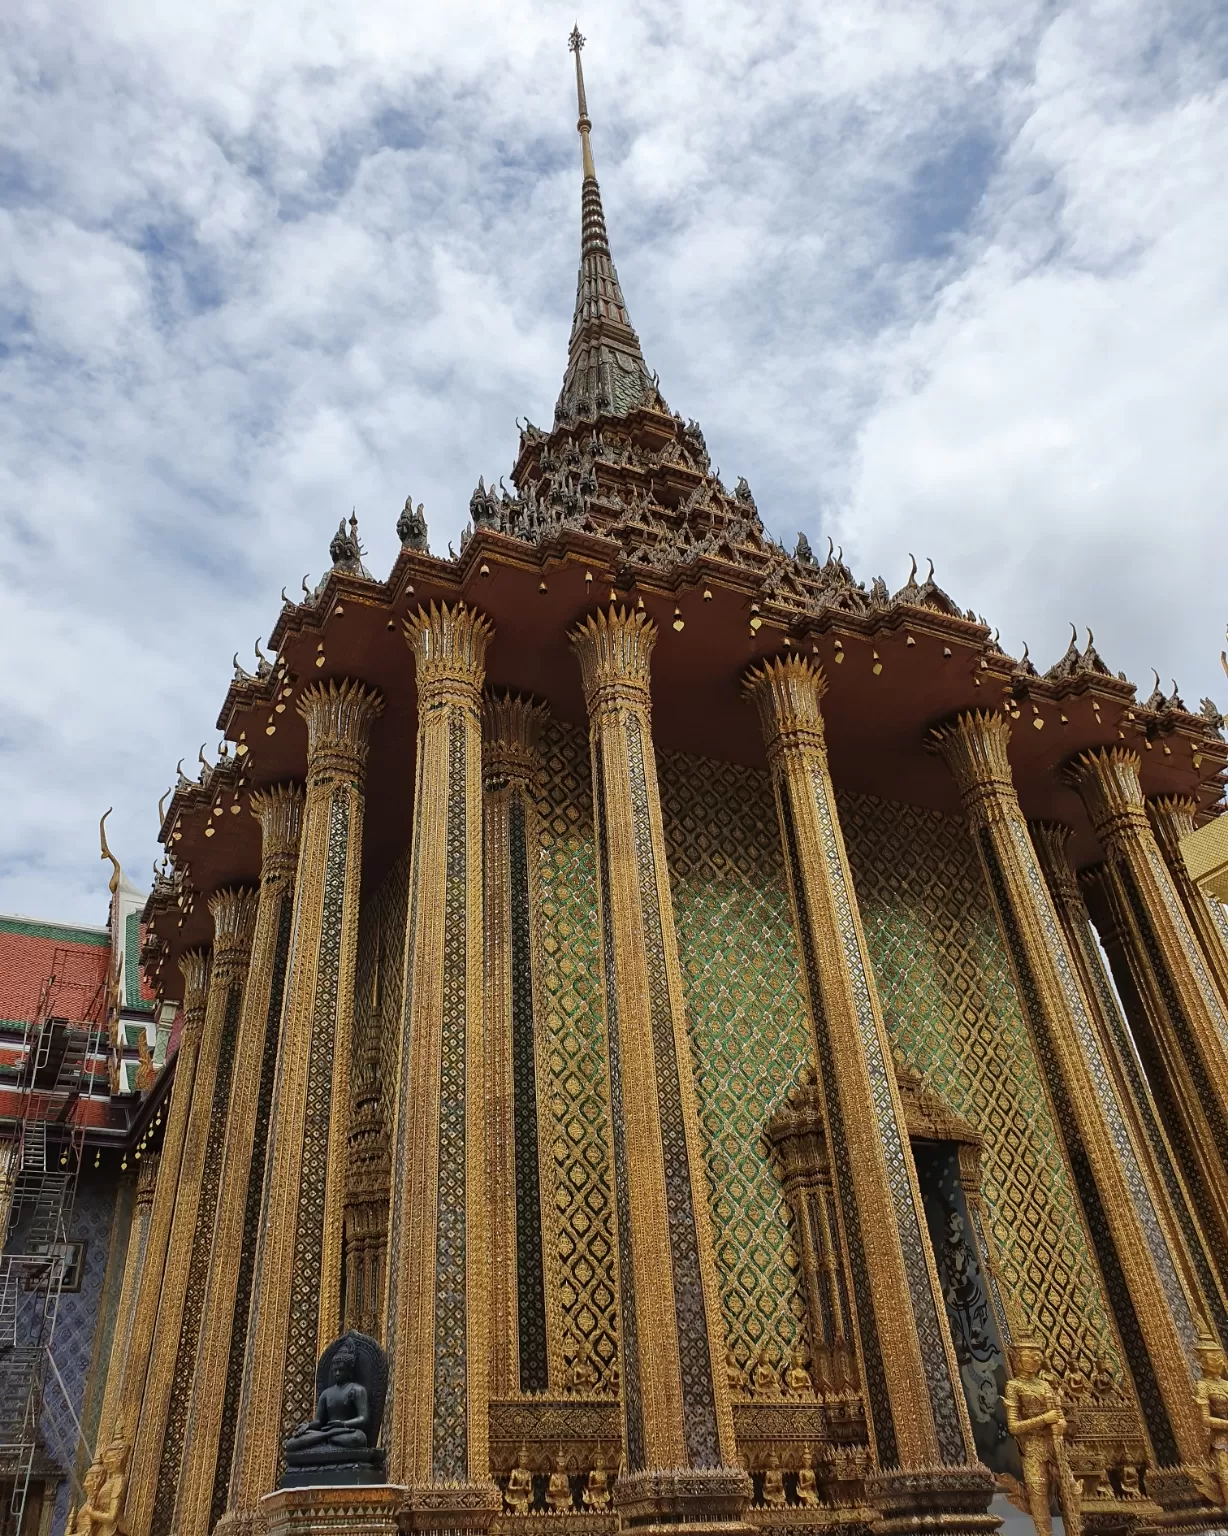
[{"xmin": 568, "ymin": 24, "xmax": 596, "ymax": 180}]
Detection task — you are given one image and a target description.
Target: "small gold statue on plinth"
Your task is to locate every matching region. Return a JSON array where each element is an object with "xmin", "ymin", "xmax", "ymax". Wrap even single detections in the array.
[
  {"xmin": 761, "ymin": 1450, "xmax": 787, "ymax": 1509},
  {"xmin": 582, "ymin": 1452, "xmax": 611, "ymax": 1512},
  {"xmin": 784, "ymin": 1341, "xmax": 813, "ymax": 1396},
  {"xmin": 68, "ymin": 1458, "xmax": 105, "ymax": 1536},
  {"xmin": 505, "ymin": 1447, "xmax": 533, "ymax": 1514},
  {"xmin": 1118, "ymin": 1464, "xmax": 1143, "ymax": 1500},
  {"xmin": 1090, "ymin": 1351, "xmax": 1115, "ymax": 1400},
  {"xmin": 751, "ymin": 1347, "xmax": 778, "ymax": 1398},
  {"xmin": 796, "ymin": 1447, "xmax": 820, "ymax": 1508},
  {"xmin": 726, "ymin": 1346, "xmax": 743, "ymax": 1394},
  {"xmin": 1195, "ymin": 1330, "xmax": 1228, "ymax": 1508},
  {"xmin": 546, "ymin": 1452, "xmax": 573, "ymax": 1513},
  {"xmin": 79, "ymin": 1422, "xmax": 130, "ymax": 1536},
  {"xmin": 1004, "ymin": 1334, "xmax": 1082, "ymax": 1536}
]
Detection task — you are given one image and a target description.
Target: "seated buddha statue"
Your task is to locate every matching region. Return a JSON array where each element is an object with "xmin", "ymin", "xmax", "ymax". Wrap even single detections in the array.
[
  {"xmin": 761, "ymin": 1450, "xmax": 787, "ymax": 1509},
  {"xmin": 751, "ymin": 1348, "xmax": 778, "ymax": 1398},
  {"xmin": 281, "ymin": 1331, "xmax": 388, "ymax": 1485},
  {"xmin": 285, "ymin": 1343, "xmax": 370, "ymax": 1454},
  {"xmin": 785, "ymin": 1342, "xmax": 814, "ymax": 1396}
]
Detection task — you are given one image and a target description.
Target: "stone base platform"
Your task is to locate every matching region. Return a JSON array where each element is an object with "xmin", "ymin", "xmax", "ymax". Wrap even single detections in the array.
[{"xmin": 260, "ymin": 1485, "xmax": 404, "ymax": 1536}]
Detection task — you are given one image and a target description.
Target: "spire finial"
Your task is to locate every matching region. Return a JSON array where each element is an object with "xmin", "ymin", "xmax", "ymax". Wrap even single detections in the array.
[{"xmin": 569, "ymin": 25, "xmax": 596, "ymax": 180}]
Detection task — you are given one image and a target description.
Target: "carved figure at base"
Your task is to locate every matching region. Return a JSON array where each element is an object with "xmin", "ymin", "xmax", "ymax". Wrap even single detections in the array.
[
  {"xmin": 1004, "ymin": 1334, "xmax": 1082, "ymax": 1536},
  {"xmin": 796, "ymin": 1447, "xmax": 820, "ymax": 1508},
  {"xmin": 281, "ymin": 1331, "xmax": 388, "ymax": 1487},
  {"xmin": 1195, "ymin": 1332, "xmax": 1228, "ymax": 1507},
  {"xmin": 761, "ymin": 1450, "xmax": 786, "ymax": 1509},
  {"xmin": 79, "ymin": 1422, "xmax": 129, "ymax": 1536},
  {"xmin": 583, "ymin": 1452, "xmax": 611, "ymax": 1511},
  {"xmin": 726, "ymin": 1346, "xmax": 743, "ymax": 1394},
  {"xmin": 546, "ymin": 1452, "xmax": 573, "ymax": 1513},
  {"xmin": 1090, "ymin": 1352, "xmax": 1115, "ymax": 1400},
  {"xmin": 69, "ymin": 1457, "xmax": 105, "ymax": 1536},
  {"xmin": 1118, "ymin": 1464, "xmax": 1142, "ymax": 1500},
  {"xmin": 506, "ymin": 1448, "xmax": 533, "ymax": 1514},
  {"xmin": 564, "ymin": 1336, "xmax": 599, "ymax": 1393},
  {"xmin": 785, "ymin": 1341, "xmax": 814, "ymax": 1396}
]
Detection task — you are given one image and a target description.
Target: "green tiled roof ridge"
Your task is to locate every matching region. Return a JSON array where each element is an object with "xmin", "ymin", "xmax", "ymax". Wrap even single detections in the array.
[{"xmin": 0, "ymin": 915, "xmax": 110, "ymax": 947}]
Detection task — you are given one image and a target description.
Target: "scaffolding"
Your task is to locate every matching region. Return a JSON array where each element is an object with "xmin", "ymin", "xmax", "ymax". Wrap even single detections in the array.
[{"xmin": 0, "ymin": 949, "xmax": 105, "ymax": 1536}]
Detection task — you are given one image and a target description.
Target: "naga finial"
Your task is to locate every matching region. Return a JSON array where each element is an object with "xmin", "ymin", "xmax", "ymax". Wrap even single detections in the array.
[
  {"xmin": 907, "ymin": 553, "xmax": 918, "ymax": 583},
  {"xmin": 99, "ymin": 809, "xmax": 121, "ymax": 896},
  {"xmin": 157, "ymin": 788, "xmax": 170, "ymax": 825}
]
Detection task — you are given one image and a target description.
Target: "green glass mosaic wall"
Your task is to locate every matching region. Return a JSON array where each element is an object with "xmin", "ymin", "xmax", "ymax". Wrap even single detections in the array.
[{"xmin": 658, "ymin": 748, "xmax": 813, "ymax": 1375}]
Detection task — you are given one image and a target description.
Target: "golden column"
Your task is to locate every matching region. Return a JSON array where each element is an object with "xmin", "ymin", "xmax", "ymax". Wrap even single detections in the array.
[
  {"xmin": 1031, "ymin": 821, "xmax": 1228, "ymax": 1346},
  {"xmin": 1147, "ymin": 795, "xmax": 1228, "ymax": 1003},
  {"xmin": 569, "ymin": 606, "xmax": 747, "ymax": 1532},
  {"xmin": 482, "ymin": 690, "xmax": 559, "ymax": 1398},
  {"xmin": 173, "ymin": 785, "xmax": 304, "ymax": 1536},
  {"xmin": 931, "ymin": 713, "xmax": 1208, "ymax": 1490},
  {"xmin": 94, "ymin": 1152, "xmax": 159, "ymax": 1453},
  {"xmin": 383, "ymin": 603, "xmax": 499, "ymax": 1531},
  {"xmin": 116, "ymin": 949, "xmax": 209, "ymax": 1449},
  {"xmin": 222, "ymin": 680, "xmax": 383, "ymax": 1532},
  {"xmin": 746, "ymin": 657, "xmax": 988, "ymax": 1533},
  {"xmin": 127, "ymin": 886, "xmax": 258, "ymax": 1536}
]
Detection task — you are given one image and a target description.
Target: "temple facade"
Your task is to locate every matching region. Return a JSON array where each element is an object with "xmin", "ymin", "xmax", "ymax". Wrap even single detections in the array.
[{"xmin": 86, "ymin": 33, "xmax": 1228, "ymax": 1536}]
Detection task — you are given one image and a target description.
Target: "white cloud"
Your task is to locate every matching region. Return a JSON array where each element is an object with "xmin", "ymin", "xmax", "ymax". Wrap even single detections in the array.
[{"xmin": 0, "ymin": 0, "xmax": 1224, "ymax": 924}]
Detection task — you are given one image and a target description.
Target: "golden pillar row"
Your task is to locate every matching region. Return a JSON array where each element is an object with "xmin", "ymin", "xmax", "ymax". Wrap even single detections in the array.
[
  {"xmin": 482, "ymin": 690, "xmax": 560, "ymax": 1397},
  {"xmin": 173, "ymin": 786, "xmax": 304, "ymax": 1536},
  {"xmin": 383, "ymin": 604, "xmax": 499, "ymax": 1530},
  {"xmin": 127, "ymin": 887, "xmax": 258, "ymax": 1536},
  {"xmin": 115, "ymin": 950, "xmax": 208, "ymax": 1448},
  {"xmin": 1069, "ymin": 753, "xmax": 1228, "ymax": 1288},
  {"xmin": 931, "ymin": 714, "xmax": 1208, "ymax": 1490},
  {"xmin": 223, "ymin": 680, "xmax": 383, "ymax": 1531},
  {"xmin": 570, "ymin": 607, "xmax": 747, "ymax": 1531},
  {"xmin": 1032, "ymin": 822, "xmax": 1228, "ymax": 1347},
  {"xmin": 94, "ymin": 1153, "xmax": 159, "ymax": 1454},
  {"xmin": 746, "ymin": 657, "xmax": 990, "ymax": 1534}
]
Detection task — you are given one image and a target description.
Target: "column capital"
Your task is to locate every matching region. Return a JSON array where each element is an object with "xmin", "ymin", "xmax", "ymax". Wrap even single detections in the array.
[
  {"xmin": 482, "ymin": 690, "xmax": 548, "ymax": 790},
  {"xmin": 1029, "ymin": 821, "xmax": 1081, "ymax": 907},
  {"xmin": 928, "ymin": 709, "xmax": 1015, "ymax": 827},
  {"xmin": 297, "ymin": 678, "xmax": 384, "ymax": 786},
  {"xmin": 569, "ymin": 605, "xmax": 656, "ymax": 715},
  {"xmin": 208, "ymin": 885, "xmax": 259, "ymax": 969},
  {"xmin": 404, "ymin": 601, "xmax": 492, "ymax": 711},
  {"xmin": 1066, "ymin": 746, "xmax": 1148, "ymax": 848},
  {"xmin": 1146, "ymin": 793, "xmax": 1199, "ymax": 844},
  {"xmin": 250, "ymin": 783, "xmax": 305, "ymax": 873},
  {"xmin": 743, "ymin": 654, "xmax": 828, "ymax": 758},
  {"xmin": 136, "ymin": 1151, "xmax": 161, "ymax": 1206},
  {"xmin": 178, "ymin": 947, "xmax": 211, "ymax": 1017}
]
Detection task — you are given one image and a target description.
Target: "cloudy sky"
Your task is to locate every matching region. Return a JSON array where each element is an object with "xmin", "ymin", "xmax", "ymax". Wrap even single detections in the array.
[{"xmin": 2, "ymin": 0, "xmax": 1226, "ymax": 924}]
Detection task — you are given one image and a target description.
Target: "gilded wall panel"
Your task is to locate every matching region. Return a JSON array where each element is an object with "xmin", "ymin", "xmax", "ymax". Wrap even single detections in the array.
[
  {"xmin": 533, "ymin": 721, "xmax": 620, "ymax": 1390},
  {"xmin": 836, "ymin": 789, "xmax": 1119, "ymax": 1377},
  {"xmin": 657, "ymin": 749, "xmax": 812, "ymax": 1376}
]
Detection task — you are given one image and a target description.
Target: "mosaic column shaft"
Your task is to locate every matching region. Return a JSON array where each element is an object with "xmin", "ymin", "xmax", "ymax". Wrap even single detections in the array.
[
  {"xmin": 747, "ymin": 657, "xmax": 988, "ymax": 1531},
  {"xmin": 1147, "ymin": 794, "xmax": 1228, "ymax": 1020},
  {"xmin": 95, "ymin": 1153, "xmax": 159, "ymax": 1453},
  {"xmin": 1070, "ymin": 753, "xmax": 1228, "ymax": 1289},
  {"xmin": 1032, "ymin": 822, "xmax": 1228, "ymax": 1345},
  {"xmin": 570, "ymin": 607, "xmax": 747, "ymax": 1530},
  {"xmin": 223, "ymin": 679, "xmax": 383, "ymax": 1528},
  {"xmin": 482, "ymin": 690, "xmax": 558, "ymax": 1398},
  {"xmin": 383, "ymin": 603, "xmax": 499, "ymax": 1528},
  {"xmin": 343, "ymin": 1043, "xmax": 391, "ymax": 1341},
  {"xmin": 127, "ymin": 888, "xmax": 258, "ymax": 1536},
  {"xmin": 172, "ymin": 786, "xmax": 303, "ymax": 1536},
  {"xmin": 931, "ymin": 713, "xmax": 1206, "ymax": 1481},
  {"xmin": 116, "ymin": 949, "xmax": 209, "ymax": 1448}
]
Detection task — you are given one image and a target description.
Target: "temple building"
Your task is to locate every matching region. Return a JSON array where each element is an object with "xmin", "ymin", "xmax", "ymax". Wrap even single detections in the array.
[{"xmin": 56, "ymin": 32, "xmax": 1228, "ymax": 1536}]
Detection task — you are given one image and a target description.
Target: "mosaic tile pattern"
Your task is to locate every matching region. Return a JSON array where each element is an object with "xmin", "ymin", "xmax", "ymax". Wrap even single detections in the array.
[
  {"xmin": 837, "ymin": 789, "xmax": 1119, "ymax": 1379},
  {"xmin": 533, "ymin": 721, "xmax": 620, "ymax": 1391},
  {"xmin": 657, "ymin": 750, "xmax": 811, "ymax": 1376}
]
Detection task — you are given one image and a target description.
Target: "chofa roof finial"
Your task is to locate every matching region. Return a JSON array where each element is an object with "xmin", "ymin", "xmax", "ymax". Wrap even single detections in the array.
[{"xmin": 99, "ymin": 808, "xmax": 121, "ymax": 896}]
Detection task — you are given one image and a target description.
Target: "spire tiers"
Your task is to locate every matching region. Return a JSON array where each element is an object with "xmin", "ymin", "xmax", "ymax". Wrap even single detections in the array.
[{"xmin": 557, "ymin": 29, "xmax": 659, "ymax": 424}]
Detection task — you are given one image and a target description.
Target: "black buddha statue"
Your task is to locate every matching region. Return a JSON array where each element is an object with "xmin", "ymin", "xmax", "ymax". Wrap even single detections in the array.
[{"xmin": 281, "ymin": 1330, "xmax": 388, "ymax": 1487}]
